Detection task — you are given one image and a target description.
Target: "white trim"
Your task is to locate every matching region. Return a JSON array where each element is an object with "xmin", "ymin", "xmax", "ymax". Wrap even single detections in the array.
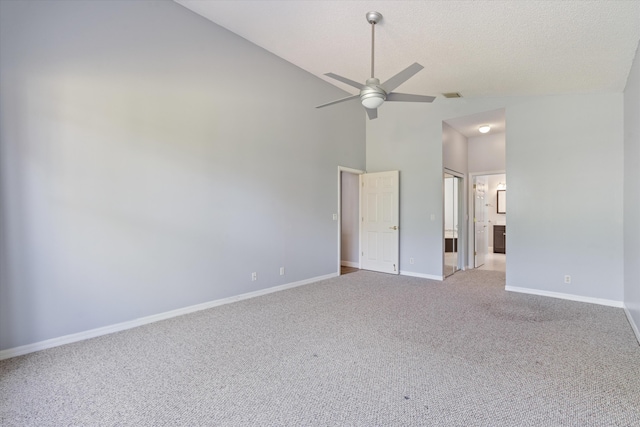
[
  {"xmin": 341, "ymin": 260, "xmax": 359, "ymax": 268},
  {"xmin": 443, "ymin": 170, "xmax": 466, "ymax": 276},
  {"xmin": 337, "ymin": 166, "xmax": 364, "ymax": 274},
  {"xmin": 339, "ymin": 166, "xmax": 366, "ymax": 175},
  {"xmin": 400, "ymin": 270, "xmax": 444, "ymax": 281},
  {"xmin": 444, "ymin": 168, "xmax": 465, "ymax": 177},
  {"xmin": 469, "ymin": 169, "xmax": 506, "ymax": 176},
  {"xmin": 624, "ymin": 305, "xmax": 640, "ymax": 345},
  {"xmin": 505, "ymin": 286, "xmax": 624, "ymax": 308},
  {"xmin": 0, "ymin": 273, "xmax": 338, "ymax": 361}
]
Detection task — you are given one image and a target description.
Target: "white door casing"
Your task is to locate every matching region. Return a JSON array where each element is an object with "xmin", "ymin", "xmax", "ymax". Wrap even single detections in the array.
[
  {"xmin": 360, "ymin": 171, "xmax": 399, "ymax": 274},
  {"xmin": 444, "ymin": 172, "xmax": 462, "ymax": 276},
  {"xmin": 474, "ymin": 176, "xmax": 488, "ymax": 267},
  {"xmin": 337, "ymin": 166, "xmax": 365, "ymax": 273}
]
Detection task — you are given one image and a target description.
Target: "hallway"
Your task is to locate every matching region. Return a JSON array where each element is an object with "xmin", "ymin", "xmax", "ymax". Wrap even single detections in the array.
[{"xmin": 477, "ymin": 251, "xmax": 506, "ymax": 272}]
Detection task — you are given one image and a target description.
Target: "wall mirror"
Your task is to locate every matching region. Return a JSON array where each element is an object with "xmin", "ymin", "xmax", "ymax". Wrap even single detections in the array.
[{"xmin": 497, "ymin": 190, "xmax": 506, "ymax": 214}]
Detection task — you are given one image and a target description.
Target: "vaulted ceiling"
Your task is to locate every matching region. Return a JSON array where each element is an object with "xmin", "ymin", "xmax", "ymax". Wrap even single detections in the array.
[{"xmin": 175, "ymin": 0, "xmax": 640, "ymax": 101}]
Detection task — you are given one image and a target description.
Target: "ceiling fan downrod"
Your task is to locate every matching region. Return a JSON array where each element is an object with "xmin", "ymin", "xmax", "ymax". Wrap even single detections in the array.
[{"xmin": 366, "ymin": 11, "xmax": 382, "ymax": 79}]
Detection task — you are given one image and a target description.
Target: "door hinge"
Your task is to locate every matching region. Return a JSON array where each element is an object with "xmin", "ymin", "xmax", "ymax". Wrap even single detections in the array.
[
  {"xmin": 393, "ymin": 264, "xmax": 396, "ymax": 272},
  {"xmin": 474, "ymin": 251, "xmax": 477, "ymax": 255},
  {"xmin": 361, "ymin": 251, "xmax": 364, "ymax": 256}
]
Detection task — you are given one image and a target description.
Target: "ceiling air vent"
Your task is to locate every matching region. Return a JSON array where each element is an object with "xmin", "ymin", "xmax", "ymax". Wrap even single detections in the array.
[{"xmin": 442, "ymin": 92, "xmax": 462, "ymax": 98}]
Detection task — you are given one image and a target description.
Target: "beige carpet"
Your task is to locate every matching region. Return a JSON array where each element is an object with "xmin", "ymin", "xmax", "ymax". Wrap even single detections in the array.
[{"xmin": 1, "ymin": 270, "xmax": 639, "ymax": 426}]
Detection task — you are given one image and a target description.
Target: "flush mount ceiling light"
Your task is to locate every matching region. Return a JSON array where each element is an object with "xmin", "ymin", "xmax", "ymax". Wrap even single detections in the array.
[{"xmin": 479, "ymin": 125, "xmax": 491, "ymax": 134}]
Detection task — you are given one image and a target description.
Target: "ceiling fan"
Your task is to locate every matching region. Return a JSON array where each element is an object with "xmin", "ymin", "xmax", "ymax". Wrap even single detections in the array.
[{"xmin": 316, "ymin": 11, "xmax": 435, "ymax": 120}]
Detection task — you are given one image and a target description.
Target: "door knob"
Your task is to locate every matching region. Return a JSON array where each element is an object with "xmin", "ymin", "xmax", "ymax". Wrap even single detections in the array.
[{"xmin": 389, "ymin": 226, "xmax": 398, "ymax": 230}]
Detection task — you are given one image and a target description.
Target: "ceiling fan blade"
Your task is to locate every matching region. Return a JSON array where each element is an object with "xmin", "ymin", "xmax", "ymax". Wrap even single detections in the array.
[
  {"xmin": 382, "ymin": 62, "xmax": 424, "ymax": 92},
  {"xmin": 325, "ymin": 73, "xmax": 366, "ymax": 90},
  {"xmin": 366, "ymin": 108, "xmax": 378, "ymax": 120},
  {"xmin": 316, "ymin": 94, "xmax": 360, "ymax": 109},
  {"xmin": 386, "ymin": 92, "xmax": 436, "ymax": 103}
]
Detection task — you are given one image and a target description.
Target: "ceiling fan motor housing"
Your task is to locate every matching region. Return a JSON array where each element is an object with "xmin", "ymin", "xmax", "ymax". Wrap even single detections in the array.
[{"xmin": 360, "ymin": 78, "xmax": 386, "ymax": 109}]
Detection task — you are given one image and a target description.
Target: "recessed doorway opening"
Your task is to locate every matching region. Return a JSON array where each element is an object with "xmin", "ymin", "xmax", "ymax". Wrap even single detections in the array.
[
  {"xmin": 338, "ymin": 167, "xmax": 364, "ymax": 275},
  {"xmin": 470, "ymin": 172, "xmax": 506, "ymax": 272},
  {"xmin": 444, "ymin": 171, "xmax": 464, "ymax": 277}
]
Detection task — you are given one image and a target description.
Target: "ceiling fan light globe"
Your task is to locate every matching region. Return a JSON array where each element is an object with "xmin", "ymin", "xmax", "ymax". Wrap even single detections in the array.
[{"xmin": 361, "ymin": 94, "xmax": 385, "ymax": 109}]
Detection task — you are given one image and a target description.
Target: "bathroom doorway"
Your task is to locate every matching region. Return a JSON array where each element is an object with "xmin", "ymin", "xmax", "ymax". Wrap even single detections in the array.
[{"xmin": 469, "ymin": 172, "xmax": 506, "ymax": 272}]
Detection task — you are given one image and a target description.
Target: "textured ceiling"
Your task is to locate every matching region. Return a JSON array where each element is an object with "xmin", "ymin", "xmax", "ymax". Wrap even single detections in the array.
[
  {"xmin": 444, "ymin": 109, "xmax": 506, "ymax": 138},
  {"xmin": 175, "ymin": 0, "xmax": 640, "ymax": 100}
]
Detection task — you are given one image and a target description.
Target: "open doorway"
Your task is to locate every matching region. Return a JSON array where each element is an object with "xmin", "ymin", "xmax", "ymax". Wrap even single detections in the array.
[
  {"xmin": 443, "ymin": 107, "xmax": 506, "ymax": 274},
  {"xmin": 338, "ymin": 167, "xmax": 364, "ymax": 275},
  {"xmin": 470, "ymin": 172, "xmax": 506, "ymax": 272}
]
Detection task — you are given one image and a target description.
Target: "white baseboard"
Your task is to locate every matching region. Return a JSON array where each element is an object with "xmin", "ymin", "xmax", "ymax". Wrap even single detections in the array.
[
  {"xmin": 400, "ymin": 270, "xmax": 443, "ymax": 281},
  {"xmin": 505, "ymin": 286, "xmax": 624, "ymax": 308},
  {"xmin": 0, "ymin": 272, "xmax": 338, "ymax": 361},
  {"xmin": 624, "ymin": 305, "xmax": 640, "ymax": 346},
  {"xmin": 341, "ymin": 260, "xmax": 359, "ymax": 268}
]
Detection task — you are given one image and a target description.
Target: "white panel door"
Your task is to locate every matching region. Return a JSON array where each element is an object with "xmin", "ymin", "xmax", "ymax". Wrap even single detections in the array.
[
  {"xmin": 360, "ymin": 171, "xmax": 399, "ymax": 274},
  {"xmin": 474, "ymin": 176, "xmax": 488, "ymax": 268}
]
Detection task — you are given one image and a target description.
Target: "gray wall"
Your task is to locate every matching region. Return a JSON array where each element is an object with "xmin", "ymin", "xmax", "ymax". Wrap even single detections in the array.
[
  {"xmin": 468, "ymin": 132, "xmax": 506, "ymax": 173},
  {"xmin": 0, "ymin": 1, "xmax": 365, "ymax": 351},
  {"xmin": 442, "ymin": 123, "xmax": 468, "ymax": 175},
  {"xmin": 624, "ymin": 41, "xmax": 640, "ymax": 338},
  {"xmin": 366, "ymin": 105, "xmax": 445, "ymax": 277},
  {"xmin": 367, "ymin": 94, "xmax": 623, "ymax": 301},
  {"xmin": 507, "ymin": 94, "xmax": 623, "ymax": 301}
]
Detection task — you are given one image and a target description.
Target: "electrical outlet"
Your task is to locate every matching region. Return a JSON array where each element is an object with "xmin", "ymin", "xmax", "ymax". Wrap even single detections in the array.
[
  {"xmin": 251, "ymin": 272, "xmax": 257, "ymax": 281},
  {"xmin": 280, "ymin": 267, "xmax": 285, "ymax": 276},
  {"xmin": 564, "ymin": 275, "xmax": 571, "ymax": 284},
  {"xmin": 409, "ymin": 257, "xmax": 414, "ymax": 264},
  {"xmin": 332, "ymin": 213, "xmax": 338, "ymax": 220}
]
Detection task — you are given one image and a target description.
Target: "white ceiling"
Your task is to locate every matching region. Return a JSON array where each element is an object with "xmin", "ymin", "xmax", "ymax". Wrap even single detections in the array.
[
  {"xmin": 174, "ymin": 0, "xmax": 637, "ymax": 136},
  {"xmin": 175, "ymin": 0, "xmax": 640, "ymax": 101},
  {"xmin": 444, "ymin": 108, "xmax": 505, "ymax": 138}
]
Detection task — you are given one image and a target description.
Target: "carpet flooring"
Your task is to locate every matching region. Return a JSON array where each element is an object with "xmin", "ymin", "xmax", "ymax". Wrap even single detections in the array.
[{"xmin": 1, "ymin": 270, "xmax": 639, "ymax": 426}]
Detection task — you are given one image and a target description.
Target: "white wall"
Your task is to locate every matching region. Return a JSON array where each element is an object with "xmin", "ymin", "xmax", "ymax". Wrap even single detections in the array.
[
  {"xmin": 443, "ymin": 123, "xmax": 468, "ymax": 174},
  {"xmin": 367, "ymin": 93, "xmax": 623, "ymax": 302},
  {"xmin": 0, "ymin": 1, "xmax": 365, "ymax": 351},
  {"xmin": 468, "ymin": 132, "xmax": 506, "ymax": 173},
  {"xmin": 341, "ymin": 172, "xmax": 360, "ymax": 266},
  {"xmin": 624, "ymin": 41, "xmax": 640, "ymax": 341}
]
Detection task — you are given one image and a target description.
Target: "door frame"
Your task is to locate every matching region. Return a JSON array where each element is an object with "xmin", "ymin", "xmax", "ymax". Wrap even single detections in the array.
[
  {"xmin": 443, "ymin": 168, "xmax": 466, "ymax": 276},
  {"xmin": 468, "ymin": 170, "xmax": 505, "ymax": 269},
  {"xmin": 337, "ymin": 166, "xmax": 365, "ymax": 274}
]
